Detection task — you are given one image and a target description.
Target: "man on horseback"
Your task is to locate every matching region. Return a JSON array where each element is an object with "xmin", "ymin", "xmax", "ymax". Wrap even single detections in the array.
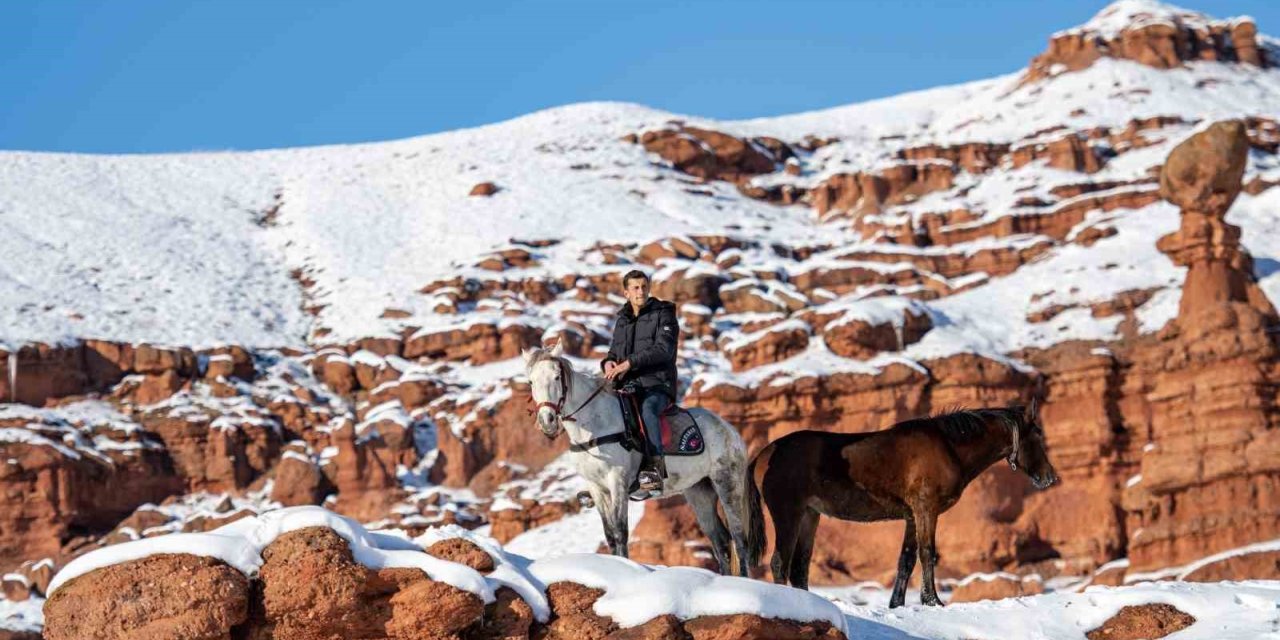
[{"xmin": 601, "ymin": 269, "xmax": 678, "ymax": 493}]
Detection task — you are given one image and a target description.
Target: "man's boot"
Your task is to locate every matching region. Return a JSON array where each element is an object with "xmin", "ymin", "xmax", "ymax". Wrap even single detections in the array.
[{"xmin": 638, "ymin": 454, "xmax": 665, "ymax": 494}]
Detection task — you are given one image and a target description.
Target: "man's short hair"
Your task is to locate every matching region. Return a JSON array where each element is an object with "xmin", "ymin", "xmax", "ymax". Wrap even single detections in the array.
[{"xmin": 622, "ymin": 269, "xmax": 649, "ymax": 287}]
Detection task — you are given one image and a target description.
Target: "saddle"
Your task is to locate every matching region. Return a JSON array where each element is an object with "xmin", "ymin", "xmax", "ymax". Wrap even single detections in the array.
[{"xmin": 615, "ymin": 387, "xmax": 705, "ymax": 457}]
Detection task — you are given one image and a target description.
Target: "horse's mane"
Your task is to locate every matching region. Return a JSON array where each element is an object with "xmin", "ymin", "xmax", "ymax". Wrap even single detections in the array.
[{"xmin": 927, "ymin": 406, "xmax": 1023, "ymax": 443}]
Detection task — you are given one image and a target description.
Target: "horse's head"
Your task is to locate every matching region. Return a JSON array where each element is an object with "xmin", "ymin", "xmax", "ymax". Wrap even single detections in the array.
[
  {"xmin": 1010, "ymin": 399, "xmax": 1058, "ymax": 489},
  {"xmin": 523, "ymin": 343, "xmax": 568, "ymax": 440}
]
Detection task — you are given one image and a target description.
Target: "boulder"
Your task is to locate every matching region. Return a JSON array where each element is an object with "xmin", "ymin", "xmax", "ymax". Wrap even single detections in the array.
[
  {"xmin": 271, "ymin": 454, "xmax": 329, "ymax": 507},
  {"xmin": 1085, "ymin": 603, "xmax": 1196, "ymax": 640},
  {"xmin": 423, "ymin": 537, "xmax": 494, "ymax": 572},
  {"xmin": 43, "ymin": 554, "xmax": 249, "ymax": 640}
]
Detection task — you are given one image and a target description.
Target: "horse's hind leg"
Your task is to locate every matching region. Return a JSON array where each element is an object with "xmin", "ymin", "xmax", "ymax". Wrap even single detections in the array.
[
  {"xmin": 787, "ymin": 507, "xmax": 820, "ymax": 590},
  {"xmin": 684, "ymin": 479, "xmax": 733, "ymax": 575},
  {"xmin": 766, "ymin": 498, "xmax": 802, "ymax": 586},
  {"xmin": 889, "ymin": 517, "xmax": 917, "ymax": 609},
  {"xmin": 710, "ymin": 460, "xmax": 751, "ymax": 577},
  {"xmin": 912, "ymin": 505, "xmax": 942, "ymax": 606}
]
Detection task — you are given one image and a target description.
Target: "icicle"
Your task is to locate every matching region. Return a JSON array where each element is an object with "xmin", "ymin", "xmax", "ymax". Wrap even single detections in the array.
[
  {"xmin": 893, "ymin": 317, "xmax": 904, "ymax": 351},
  {"xmin": 6, "ymin": 351, "xmax": 15, "ymax": 403}
]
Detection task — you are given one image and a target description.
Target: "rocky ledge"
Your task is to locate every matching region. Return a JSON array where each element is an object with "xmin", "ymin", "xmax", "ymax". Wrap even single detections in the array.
[{"xmin": 41, "ymin": 506, "xmax": 848, "ymax": 640}]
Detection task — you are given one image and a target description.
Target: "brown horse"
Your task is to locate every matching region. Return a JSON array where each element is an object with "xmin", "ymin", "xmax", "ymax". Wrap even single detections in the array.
[{"xmin": 744, "ymin": 402, "xmax": 1058, "ymax": 607}]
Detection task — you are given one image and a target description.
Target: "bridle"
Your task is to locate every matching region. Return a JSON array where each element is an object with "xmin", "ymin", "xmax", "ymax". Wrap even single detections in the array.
[
  {"xmin": 532, "ymin": 358, "xmax": 608, "ymax": 426},
  {"xmin": 1004, "ymin": 417, "xmax": 1022, "ymax": 471}
]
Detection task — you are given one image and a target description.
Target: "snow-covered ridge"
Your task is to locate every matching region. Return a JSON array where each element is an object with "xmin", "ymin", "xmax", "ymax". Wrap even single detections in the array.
[
  {"xmin": 1060, "ymin": 0, "xmax": 1252, "ymax": 39},
  {"xmin": 45, "ymin": 506, "xmax": 848, "ymax": 632}
]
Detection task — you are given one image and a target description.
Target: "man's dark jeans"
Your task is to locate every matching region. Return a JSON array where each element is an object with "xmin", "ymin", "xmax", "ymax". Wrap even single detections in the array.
[{"xmin": 639, "ymin": 391, "xmax": 667, "ymax": 457}]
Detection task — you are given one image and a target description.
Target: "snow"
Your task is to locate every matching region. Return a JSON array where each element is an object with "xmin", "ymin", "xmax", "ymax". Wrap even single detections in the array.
[
  {"xmin": 504, "ymin": 495, "xmax": 645, "ymax": 559},
  {"xmin": 46, "ymin": 506, "xmax": 493, "ymax": 607},
  {"xmin": 592, "ymin": 565, "xmax": 847, "ymax": 633},
  {"xmin": 0, "ymin": 595, "xmax": 43, "ymax": 633},
  {"xmin": 834, "ymin": 580, "xmax": 1280, "ymax": 640},
  {"xmin": 527, "ymin": 555, "xmax": 847, "ymax": 633},
  {"xmin": 411, "ymin": 524, "xmax": 550, "ymax": 621},
  {"xmin": 1062, "ymin": 0, "xmax": 1238, "ymax": 40}
]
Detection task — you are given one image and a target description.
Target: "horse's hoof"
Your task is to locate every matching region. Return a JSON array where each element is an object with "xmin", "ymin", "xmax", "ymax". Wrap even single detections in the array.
[{"xmin": 576, "ymin": 491, "xmax": 595, "ymax": 509}]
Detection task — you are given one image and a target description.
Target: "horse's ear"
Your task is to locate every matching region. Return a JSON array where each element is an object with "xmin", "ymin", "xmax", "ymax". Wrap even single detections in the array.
[
  {"xmin": 1025, "ymin": 398, "xmax": 1039, "ymax": 424},
  {"xmin": 521, "ymin": 348, "xmax": 536, "ymax": 366},
  {"xmin": 549, "ymin": 341, "xmax": 564, "ymax": 358}
]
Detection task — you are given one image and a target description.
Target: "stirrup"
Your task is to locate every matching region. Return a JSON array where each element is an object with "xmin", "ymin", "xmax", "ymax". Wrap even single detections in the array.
[{"xmin": 637, "ymin": 469, "xmax": 663, "ymax": 494}]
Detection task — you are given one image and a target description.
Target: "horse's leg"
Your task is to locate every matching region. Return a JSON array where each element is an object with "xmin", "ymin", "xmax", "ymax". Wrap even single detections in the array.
[
  {"xmin": 889, "ymin": 517, "xmax": 918, "ymax": 609},
  {"xmin": 608, "ymin": 473, "xmax": 631, "ymax": 558},
  {"xmin": 912, "ymin": 506, "xmax": 943, "ymax": 606},
  {"xmin": 684, "ymin": 479, "xmax": 733, "ymax": 575},
  {"xmin": 788, "ymin": 507, "xmax": 820, "ymax": 590},
  {"xmin": 766, "ymin": 496, "xmax": 801, "ymax": 585},
  {"xmin": 592, "ymin": 484, "xmax": 621, "ymax": 556},
  {"xmin": 710, "ymin": 463, "xmax": 751, "ymax": 577}
]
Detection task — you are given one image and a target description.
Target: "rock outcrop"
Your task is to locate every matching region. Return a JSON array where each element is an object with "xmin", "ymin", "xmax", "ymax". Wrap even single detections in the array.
[
  {"xmin": 1025, "ymin": 3, "xmax": 1267, "ymax": 84},
  {"xmin": 43, "ymin": 525, "xmax": 849, "ymax": 640},
  {"xmin": 637, "ymin": 126, "xmax": 786, "ymax": 184},
  {"xmin": 1085, "ymin": 603, "xmax": 1196, "ymax": 640},
  {"xmin": 43, "ymin": 554, "xmax": 250, "ymax": 640}
]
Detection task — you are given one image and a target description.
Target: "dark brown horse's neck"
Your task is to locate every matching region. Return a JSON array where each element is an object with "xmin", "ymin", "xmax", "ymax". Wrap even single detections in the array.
[{"xmin": 948, "ymin": 417, "xmax": 1015, "ymax": 486}]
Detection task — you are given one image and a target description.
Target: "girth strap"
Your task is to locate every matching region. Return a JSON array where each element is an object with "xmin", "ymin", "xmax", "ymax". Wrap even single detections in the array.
[{"xmin": 568, "ymin": 431, "xmax": 631, "ymax": 453}]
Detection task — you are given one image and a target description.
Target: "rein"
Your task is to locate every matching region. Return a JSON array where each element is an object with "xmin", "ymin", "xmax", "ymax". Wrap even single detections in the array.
[
  {"xmin": 535, "ymin": 359, "xmax": 609, "ymax": 423},
  {"xmin": 530, "ymin": 358, "xmax": 630, "ymax": 452}
]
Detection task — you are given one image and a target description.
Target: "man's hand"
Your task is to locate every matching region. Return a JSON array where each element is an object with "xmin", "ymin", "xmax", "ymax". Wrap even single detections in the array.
[
  {"xmin": 603, "ymin": 361, "xmax": 617, "ymax": 378},
  {"xmin": 605, "ymin": 360, "xmax": 631, "ymax": 381}
]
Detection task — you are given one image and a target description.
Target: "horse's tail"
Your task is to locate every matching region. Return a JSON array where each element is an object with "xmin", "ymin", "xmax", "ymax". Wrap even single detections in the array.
[{"xmin": 744, "ymin": 441, "xmax": 772, "ymax": 569}]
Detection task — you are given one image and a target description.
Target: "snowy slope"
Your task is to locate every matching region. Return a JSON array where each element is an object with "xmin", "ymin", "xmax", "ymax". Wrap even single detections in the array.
[
  {"xmin": 837, "ymin": 580, "xmax": 1280, "ymax": 640},
  {"xmin": 3, "ymin": 0, "xmax": 1279, "ymax": 360}
]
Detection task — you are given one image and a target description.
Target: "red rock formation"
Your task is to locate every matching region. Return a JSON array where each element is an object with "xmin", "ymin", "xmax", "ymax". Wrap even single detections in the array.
[
  {"xmin": 817, "ymin": 308, "xmax": 932, "ymax": 360},
  {"xmin": 724, "ymin": 323, "xmax": 810, "ymax": 372},
  {"xmin": 1156, "ymin": 120, "xmax": 1275, "ymax": 319},
  {"xmin": 898, "ymin": 142, "xmax": 1010, "ymax": 173},
  {"xmin": 638, "ymin": 127, "xmax": 782, "ymax": 184},
  {"xmin": 431, "ymin": 380, "xmax": 567, "ymax": 489},
  {"xmin": 44, "ymin": 528, "xmax": 850, "ymax": 640},
  {"xmin": 43, "ymin": 554, "xmax": 249, "ymax": 640},
  {"xmin": 0, "ymin": 424, "xmax": 183, "ymax": 570},
  {"xmin": 271, "ymin": 453, "xmax": 330, "ymax": 507},
  {"xmin": 1085, "ymin": 603, "xmax": 1196, "ymax": 640},
  {"xmin": 1025, "ymin": 8, "xmax": 1266, "ymax": 85},
  {"xmin": 1183, "ymin": 549, "xmax": 1280, "ymax": 582},
  {"xmin": 403, "ymin": 322, "xmax": 542, "ymax": 364},
  {"xmin": 328, "ymin": 420, "xmax": 410, "ymax": 521},
  {"xmin": 1010, "ymin": 134, "xmax": 1104, "ymax": 173},
  {"xmin": 947, "ymin": 573, "xmax": 1044, "ymax": 603},
  {"xmin": 810, "ymin": 163, "xmax": 956, "ymax": 218},
  {"xmin": 651, "ymin": 265, "xmax": 726, "ymax": 309},
  {"xmin": 625, "ymin": 497, "xmax": 717, "ymax": 571},
  {"xmin": 0, "ymin": 344, "xmax": 86, "ymax": 406}
]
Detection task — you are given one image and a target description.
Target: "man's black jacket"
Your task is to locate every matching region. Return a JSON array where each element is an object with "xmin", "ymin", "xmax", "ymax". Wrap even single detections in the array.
[{"xmin": 603, "ymin": 297, "xmax": 679, "ymax": 399}]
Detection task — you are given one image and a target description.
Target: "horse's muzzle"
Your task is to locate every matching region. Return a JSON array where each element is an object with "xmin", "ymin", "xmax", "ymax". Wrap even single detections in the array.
[{"xmin": 1032, "ymin": 472, "xmax": 1059, "ymax": 489}]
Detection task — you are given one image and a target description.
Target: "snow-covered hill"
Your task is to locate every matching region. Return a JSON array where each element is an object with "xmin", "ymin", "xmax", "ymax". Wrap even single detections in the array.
[{"xmin": 3, "ymin": 0, "xmax": 1278, "ymax": 358}]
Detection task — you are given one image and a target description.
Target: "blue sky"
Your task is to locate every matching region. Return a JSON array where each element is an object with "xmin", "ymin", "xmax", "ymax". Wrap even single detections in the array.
[{"xmin": 2, "ymin": 1, "xmax": 1276, "ymax": 153}]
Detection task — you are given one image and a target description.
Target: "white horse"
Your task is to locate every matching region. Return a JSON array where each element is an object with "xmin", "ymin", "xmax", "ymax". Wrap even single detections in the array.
[{"xmin": 523, "ymin": 344, "xmax": 763, "ymax": 576}]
